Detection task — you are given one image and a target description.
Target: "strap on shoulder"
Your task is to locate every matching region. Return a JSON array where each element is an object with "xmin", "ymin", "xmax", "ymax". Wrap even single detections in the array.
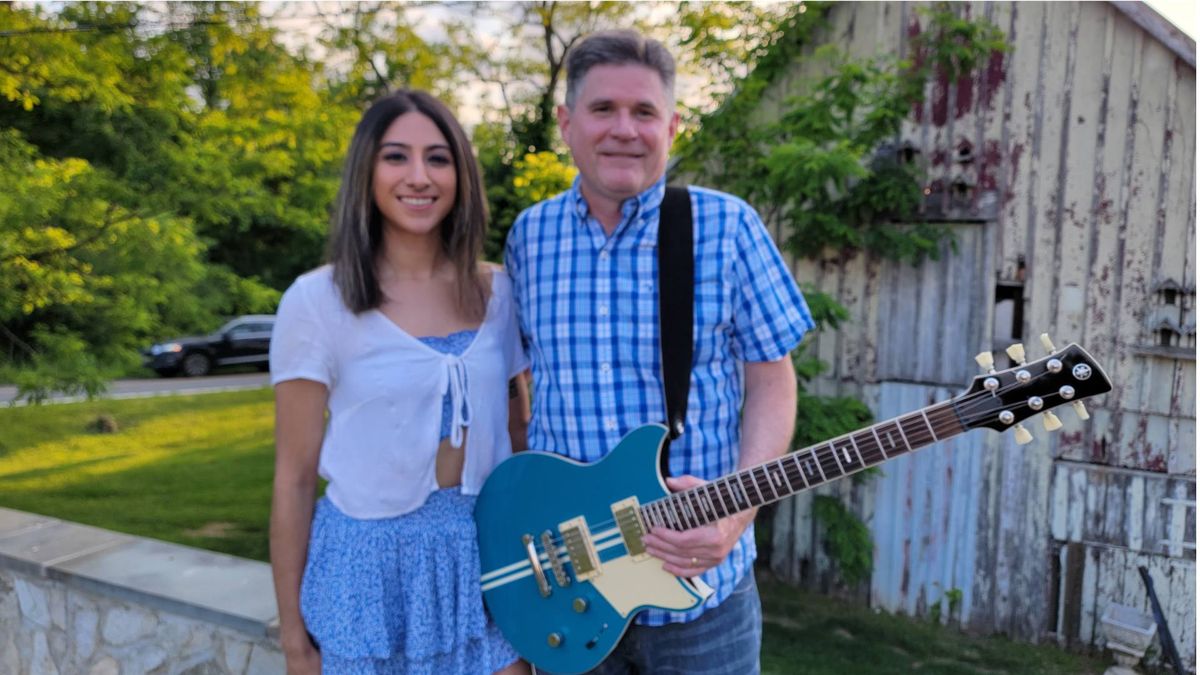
[{"xmin": 658, "ymin": 185, "xmax": 695, "ymax": 475}]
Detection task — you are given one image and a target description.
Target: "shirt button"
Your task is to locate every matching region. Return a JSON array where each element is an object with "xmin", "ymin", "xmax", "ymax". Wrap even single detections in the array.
[
  {"xmin": 598, "ymin": 304, "xmax": 608, "ymax": 316},
  {"xmin": 604, "ymin": 418, "xmax": 618, "ymax": 431},
  {"xmin": 599, "ymin": 250, "xmax": 609, "ymax": 260},
  {"xmin": 600, "ymin": 362, "xmax": 611, "ymax": 373}
]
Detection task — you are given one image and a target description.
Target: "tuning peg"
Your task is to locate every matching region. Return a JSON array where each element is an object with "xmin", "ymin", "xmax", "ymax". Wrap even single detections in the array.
[
  {"xmin": 1013, "ymin": 423, "xmax": 1033, "ymax": 445},
  {"xmin": 1042, "ymin": 410, "xmax": 1063, "ymax": 431},
  {"xmin": 975, "ymin": 351, "xmax": 996, "ymax": 374},
  {"xmin": 1006, "ymin": 343, "xmax": 1027, "ymax": 365},
  {"xmin": 1040, "ymin": 333, "xmax": 1057, "ymax": 354},
  {"xmin": 1071, "ymin": 401, "xmax": 1090, "ymax": 420}
]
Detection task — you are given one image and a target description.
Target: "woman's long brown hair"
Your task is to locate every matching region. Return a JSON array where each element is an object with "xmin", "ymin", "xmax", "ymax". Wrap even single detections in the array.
[{"xmin": 327, "ymin": 90, "xmax": 489, "ymax": 321}]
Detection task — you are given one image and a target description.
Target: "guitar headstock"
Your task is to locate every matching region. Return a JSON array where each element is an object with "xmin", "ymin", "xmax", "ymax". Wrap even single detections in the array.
[{"xmin": 960, "ymin": 334, "xmax": 1112, "ymax": 442}]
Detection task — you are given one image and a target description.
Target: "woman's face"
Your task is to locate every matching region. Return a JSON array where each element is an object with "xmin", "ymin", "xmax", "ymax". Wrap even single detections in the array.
[{"xmin": 372, "ymin": 111, "xmax": 457, "ymax": 238}]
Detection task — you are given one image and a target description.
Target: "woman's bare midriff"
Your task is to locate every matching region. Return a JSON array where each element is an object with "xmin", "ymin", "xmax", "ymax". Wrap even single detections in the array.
[{"xmin": 435, "ymin": 432, "xmax": 467, "ymax": 488}]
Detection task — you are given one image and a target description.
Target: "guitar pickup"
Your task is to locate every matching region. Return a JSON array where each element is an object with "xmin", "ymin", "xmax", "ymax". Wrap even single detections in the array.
[
  {"xmin": 541, "ymin": 530, "xmax": 570, "ymax": 587},
  {"xmin": 559, "ymin": 516, "xmax": 602, "ymax": 581},
  {"xmin": 611, "ymin": 497, "xmax": 650, "ymax": 561}
]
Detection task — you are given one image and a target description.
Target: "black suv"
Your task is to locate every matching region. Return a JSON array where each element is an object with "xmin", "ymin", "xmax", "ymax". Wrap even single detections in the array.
[{"xmin": 143, "ymin": 315, "xmax": 275, "ymax": 377}]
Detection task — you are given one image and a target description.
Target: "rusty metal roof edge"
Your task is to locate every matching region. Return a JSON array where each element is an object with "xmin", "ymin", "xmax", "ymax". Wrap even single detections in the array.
[{"xmin": 1109, "ymin": 1, "xmax": 1196, "ymax": 69}]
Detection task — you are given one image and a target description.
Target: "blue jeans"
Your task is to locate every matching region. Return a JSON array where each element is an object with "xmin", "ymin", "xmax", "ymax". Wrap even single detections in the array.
[{"xmin": 566, "ymin": 573, "xmax": 763, "ymax": 675}]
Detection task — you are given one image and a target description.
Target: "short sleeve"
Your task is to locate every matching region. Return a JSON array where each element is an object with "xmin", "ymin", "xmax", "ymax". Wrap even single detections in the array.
[
  {"xmin": 503, "ymin": 219, "xmax": 532, "ymax": 366},
  {"xmin": 494, "ymin": 270, "xmax": 530, "ymax": 379},
  {"xmin": 270, "ymin": 275, "xmax": 336, "ymax": 387},
  {"xmin": 730, "ymin": 207, "xmax": 815, "ymax": 362}
]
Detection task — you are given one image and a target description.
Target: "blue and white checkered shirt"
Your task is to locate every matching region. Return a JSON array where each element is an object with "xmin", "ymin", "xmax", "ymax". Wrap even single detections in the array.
[{"xmin": 504, "ymin": 175, "xmax": 814, "ymax": 625}]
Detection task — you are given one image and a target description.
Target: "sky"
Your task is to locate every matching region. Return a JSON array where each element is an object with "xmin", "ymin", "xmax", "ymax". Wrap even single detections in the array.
[{"xmin": 1144, "ymin": 0, "xmax": 1198, "ymax": 38}]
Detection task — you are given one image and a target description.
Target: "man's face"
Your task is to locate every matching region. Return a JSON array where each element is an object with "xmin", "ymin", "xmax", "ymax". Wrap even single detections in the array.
[{"xmin": 558, "ymin": 63, "xmax": 680, "ymax": 208}]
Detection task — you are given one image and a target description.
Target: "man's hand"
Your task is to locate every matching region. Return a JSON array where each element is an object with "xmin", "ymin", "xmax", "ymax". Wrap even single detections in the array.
[{"xmin": 641, "ymin": 475, "xmax": 756, "ymax": 577}]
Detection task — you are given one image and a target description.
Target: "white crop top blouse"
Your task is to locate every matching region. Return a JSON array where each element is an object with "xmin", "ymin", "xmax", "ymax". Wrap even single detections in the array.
[{"xmin": 269, "ymin": 265, "xmax": 529, "ymax": 519}]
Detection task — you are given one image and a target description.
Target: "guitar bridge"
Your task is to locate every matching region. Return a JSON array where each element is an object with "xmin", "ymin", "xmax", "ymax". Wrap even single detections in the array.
[
  {"xmin": 559, "ymin": 516, "xmax": 601, "ymax": 581},
  {"xmin": 611, "ymin": 497, "xmax": 650, "ymax": 561},
  {"xmin": 522, "ymin": 533, "xmax": 552, "ymax": 597}
]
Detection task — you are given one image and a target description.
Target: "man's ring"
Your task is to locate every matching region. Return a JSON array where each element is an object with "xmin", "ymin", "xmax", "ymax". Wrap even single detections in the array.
[{"xmin": 690, "ymin": 557, "xmax": 699, "ymax": 567}]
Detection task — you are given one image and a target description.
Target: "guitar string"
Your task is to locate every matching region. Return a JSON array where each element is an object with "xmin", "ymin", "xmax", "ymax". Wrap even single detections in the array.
[
  {"xmin": 629, "ymin": 391, "xmax": 1065, "ymax": 536},
  {"xmin": 686, "ymin": 378, "xmax": 1073, "ymax": 527},
  {"xmin": 533, "ymin": 371, "xmax": 1076, "ymax": 549},
  {"xmin": 540, "ymin": 379, "xmax": 1069, "ymax": 548},
  {"xmin": 541, "ymin": 404, "xmax": 1041, "ymax": 549},
  {"xmin": 637, "ymin": 378, "xmax": 1055, "ymax": 532}
]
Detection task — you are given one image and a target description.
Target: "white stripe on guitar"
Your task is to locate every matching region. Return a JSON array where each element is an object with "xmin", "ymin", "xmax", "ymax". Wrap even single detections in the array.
[{"xmin": 480, "ymin": 526, "xmax": 624, "ymax": 590}]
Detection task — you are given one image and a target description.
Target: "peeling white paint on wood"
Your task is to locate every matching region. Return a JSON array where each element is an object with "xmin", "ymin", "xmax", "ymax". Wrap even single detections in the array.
[{"xmin": 752, "ymin": 1, "xmax": 1195, "ymax": 670}]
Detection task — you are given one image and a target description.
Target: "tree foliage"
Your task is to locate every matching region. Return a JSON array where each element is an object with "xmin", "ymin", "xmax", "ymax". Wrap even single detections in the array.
[
  {"xmin": 511, "ymin": 151, "xmax": 578, "ymax": 205},
  {"xmin": 677, "ymin": 2, "xmax": 1007, "ymax": 264},
  {"xmin": 308, "ymin": 2, "xmax": 460, "ymax": 107},
  {"xmin": 673, "ymin": 1, "xmax": 806, "ymax": 129},
  {"xmin": 0, "ymin": 0, "xmax": 1005, "ymax": 480},
  {"xmin": 444, "ymin": 1, "xmax": 638, "ymax": 258}
]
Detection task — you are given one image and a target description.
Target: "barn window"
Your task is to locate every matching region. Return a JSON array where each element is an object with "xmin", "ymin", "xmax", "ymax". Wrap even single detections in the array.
[
  {"xmin": 994, "ymin": 282, "xmax": 1025, "ymax": 368},
  {"xmin": 1159, "ymin": 328, "xmax": 1175, "ymax": 347}
]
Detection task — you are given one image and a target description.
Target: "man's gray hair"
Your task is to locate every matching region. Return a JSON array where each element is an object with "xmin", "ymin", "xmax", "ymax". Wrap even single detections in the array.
[{"xmin": 563, "ymin": 30, "xmax": 676, "ymax": 109}]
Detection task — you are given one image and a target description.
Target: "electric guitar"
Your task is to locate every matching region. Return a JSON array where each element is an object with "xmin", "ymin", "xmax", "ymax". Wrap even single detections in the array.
[{"xmin": 474, "ymin": 336, "xmax": 1112, "ymax": 674}]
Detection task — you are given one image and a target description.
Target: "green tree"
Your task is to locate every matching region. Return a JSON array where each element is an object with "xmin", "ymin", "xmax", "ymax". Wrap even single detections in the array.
[
  {"xmin": 0, "ymin": 128, "xmax": 211, "ymax": 401},
  {"xmin": 447, "ymin": 1, "xmax": 636, "ymax": 259},
  {"xmin": 511, "ymin": 151, "xmax": 577, "ymax": 205},
  {"xmin": 155, "ymin": 2, "xmax": 356, "ymax": 290},
  {"xmin": 308, "ymin": 2, "xmax": 463, "ymax": 107},
  {"xmin": 0, "ymin": 2, "xmax": 337, "ymax": 399},
  {"xmin": 677, "ymin": 3, "xmax": 1007, "ymax": 264},
  {"xmin": 672, "ymin": 1, "xmax": 806, "ymax": 127}
]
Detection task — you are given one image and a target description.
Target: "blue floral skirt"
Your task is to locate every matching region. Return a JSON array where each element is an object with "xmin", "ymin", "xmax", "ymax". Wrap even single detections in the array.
[{"xmin": 300, "ymin": 489, "xmax": 520, "ymax": 674}]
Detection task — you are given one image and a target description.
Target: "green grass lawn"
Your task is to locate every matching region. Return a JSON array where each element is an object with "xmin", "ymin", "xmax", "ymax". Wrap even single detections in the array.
[
  {"xmin": 1, "ymin": 391, "xmax": 1108, "ymax": 673},
  {"xmin": 0, "ymin": 388, "xmax": 277, "ymax": 560},
  {"xmin": 758, "ymin": 574, "xmax": 1105, "ymax": 674}
]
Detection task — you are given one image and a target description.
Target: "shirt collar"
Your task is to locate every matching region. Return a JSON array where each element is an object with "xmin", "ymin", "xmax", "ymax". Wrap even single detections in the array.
[{"xmin": 569, "ymin": 175, "xmax": 668, "ymax": 234}]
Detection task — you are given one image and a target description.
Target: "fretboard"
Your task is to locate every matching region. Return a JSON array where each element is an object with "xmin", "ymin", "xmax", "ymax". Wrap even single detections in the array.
[{"xmin": 639, "ymin": 401, "xmax": 965, "ymax": 531}]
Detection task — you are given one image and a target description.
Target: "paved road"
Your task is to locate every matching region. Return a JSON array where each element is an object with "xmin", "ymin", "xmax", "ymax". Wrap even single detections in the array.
[{"xmin": 0, "ymin": 372, "xmax": 272, "ymax": 406}]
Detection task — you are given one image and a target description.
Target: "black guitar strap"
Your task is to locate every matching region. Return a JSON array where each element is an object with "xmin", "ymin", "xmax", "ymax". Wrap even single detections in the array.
[{"xmin": 658, "ymin": 185, "xmax": 694, "ymax": 476}]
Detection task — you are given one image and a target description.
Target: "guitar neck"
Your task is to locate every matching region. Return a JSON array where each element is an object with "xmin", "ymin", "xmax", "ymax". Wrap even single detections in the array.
[{"xmin": 640, "ymin": 400, "xmax": 966, "ymax": 531}]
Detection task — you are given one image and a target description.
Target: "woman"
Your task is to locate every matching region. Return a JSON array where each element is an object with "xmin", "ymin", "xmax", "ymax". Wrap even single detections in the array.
[{"xmin": 269, "ymin": 90, "xmax": 530, "ymax": 675}]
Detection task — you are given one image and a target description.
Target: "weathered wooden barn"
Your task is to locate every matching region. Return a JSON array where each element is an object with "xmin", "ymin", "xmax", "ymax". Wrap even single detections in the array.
[{"xmin": 725, "ymin": 1, "xmax": 1196, "ymax": 668}]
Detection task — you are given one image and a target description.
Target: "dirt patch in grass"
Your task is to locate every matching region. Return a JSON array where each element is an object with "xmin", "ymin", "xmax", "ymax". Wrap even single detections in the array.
[{"xmin": 183, "ymin": 521, "xmax": 238, "ymax": 538}]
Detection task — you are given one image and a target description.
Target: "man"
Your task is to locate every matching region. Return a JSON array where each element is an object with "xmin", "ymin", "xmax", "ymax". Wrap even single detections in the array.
[{"xmin": 504, "ymin": 29, "xmax": 813, "ymax": 674}]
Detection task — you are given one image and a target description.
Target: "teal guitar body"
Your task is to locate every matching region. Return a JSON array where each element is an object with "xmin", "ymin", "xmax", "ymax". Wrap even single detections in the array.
[{"xmin": 474, "ymin": 424, "xmax": 711, "ymax": 675}]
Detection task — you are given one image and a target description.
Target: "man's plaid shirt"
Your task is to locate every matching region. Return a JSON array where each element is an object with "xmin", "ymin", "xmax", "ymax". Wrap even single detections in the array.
[{"xmin": 504, "ymin": 175, "xmax": 814, "ymax": 625}]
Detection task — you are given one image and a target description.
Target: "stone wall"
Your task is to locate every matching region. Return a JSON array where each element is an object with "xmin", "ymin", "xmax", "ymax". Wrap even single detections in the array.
[{"xmin": 0, "ymin": 508, "xmax": 283, "ymax": 674}]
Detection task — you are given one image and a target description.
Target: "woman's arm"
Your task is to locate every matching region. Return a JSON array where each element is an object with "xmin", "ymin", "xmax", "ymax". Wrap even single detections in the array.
[
  {"xmin": 270, "ymin": 379, "xmax": 329, "ymax": 673},
  {"xmin": 508, "ymin": 369, "xmax": 531, "ymax": 453}
]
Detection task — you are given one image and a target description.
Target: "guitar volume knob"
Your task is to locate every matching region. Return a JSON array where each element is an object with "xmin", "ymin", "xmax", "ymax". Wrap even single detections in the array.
[
  {"xmin": 547, "ymin": 632, "xmax": 564, "ymax": 648},
  {"xmin": 573, "ymin": 597, "xmax": 589, "ymax": 613}
]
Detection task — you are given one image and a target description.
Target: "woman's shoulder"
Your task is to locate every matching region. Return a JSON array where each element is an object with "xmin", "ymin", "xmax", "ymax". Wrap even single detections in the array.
[
  {"xmin": 281, "ymin": 264, "xmax": 341, "ymax": 310},
  {"xmin": 293, "ymin": 263, "xmax": 335, "ymax": 286},
  {"xmin": 477, "ymin": 260, "xmax": 504, "ymax": 275},
  {"xmin": 477, "ymin": 261, "xmax": 513, "ymax": 296}
]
